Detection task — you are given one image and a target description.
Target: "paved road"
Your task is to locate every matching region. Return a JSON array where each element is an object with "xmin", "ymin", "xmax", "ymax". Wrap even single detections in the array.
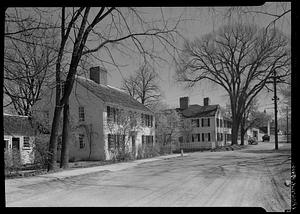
[{"xmin": 5, "ymin": 142, "xmax": 291, "ymax": 211}]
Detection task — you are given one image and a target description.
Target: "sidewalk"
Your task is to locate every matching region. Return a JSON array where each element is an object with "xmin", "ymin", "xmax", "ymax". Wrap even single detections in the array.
[{"xmin": 5, "ymin": 153, "xmax": 187, "ymax": 190}]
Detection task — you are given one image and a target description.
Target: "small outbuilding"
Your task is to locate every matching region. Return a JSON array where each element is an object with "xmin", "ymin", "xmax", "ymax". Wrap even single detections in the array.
[{"xmin": 3, "ymin": 113, "xmax": 36, "ymax": 165}]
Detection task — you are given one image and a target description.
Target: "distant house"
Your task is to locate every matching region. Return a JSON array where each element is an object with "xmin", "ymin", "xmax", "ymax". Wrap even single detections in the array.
[
  {"xmin": 32, "ymin": 66, "xmax": 155, "ymax": 161},
  {"xmin": 167, "ymin": 97, "xmax": 232, "ymax": 150},
  {"xmin": 3, "ymin": 114, "xmax": 35, "ymax": 165}
]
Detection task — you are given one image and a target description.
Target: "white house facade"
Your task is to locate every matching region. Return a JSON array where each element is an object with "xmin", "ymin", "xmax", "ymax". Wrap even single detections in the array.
[
  {"xmin": 32, "ymin": 66, "xmax": 155, "ymax": 161},
  {"xmin": 175, "ymin": 97, "xmax": 232, "ymax": 150}
]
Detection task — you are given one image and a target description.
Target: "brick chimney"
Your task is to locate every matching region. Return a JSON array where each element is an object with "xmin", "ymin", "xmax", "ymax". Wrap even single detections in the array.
[
  {"xmin": 90, "ymin": 66, "xmax": 107, "ymax": 85},
  {"xmin": 180, "ymin": 97, "xmax": 189, "ymax": 109},
  {"xmin": 204, "ymin": 97, "xmax": 210, "ymax": 106}
]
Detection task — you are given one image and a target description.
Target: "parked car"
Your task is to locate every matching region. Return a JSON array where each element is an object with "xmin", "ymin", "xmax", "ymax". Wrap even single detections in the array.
[
  {"xmin": 262, "ymin": 135, "xmax": 270, "ymax": 142},
  {"xmin": 248, "ymin": 137, "xmax": 258, "ymax": 145}
]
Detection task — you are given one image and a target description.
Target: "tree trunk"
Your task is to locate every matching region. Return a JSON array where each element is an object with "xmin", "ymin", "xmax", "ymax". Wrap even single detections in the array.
[
  {"xmin": 231, "ymin": 117, "xmax": 239, "ymax": 145},
  {"xmin": 240, "ymin": 119, "xmax": 245, "ymax": 146},
  {"xmin": 240, "ymin": 127, "xmax": 245, "ymax": 146},
  {"xmin": 60, "ymin": 101, "xmax": 70, "ymax": 169},
  {"xmin": 48, "ymin": 105, "xmax": 63, "ymax": 171}
]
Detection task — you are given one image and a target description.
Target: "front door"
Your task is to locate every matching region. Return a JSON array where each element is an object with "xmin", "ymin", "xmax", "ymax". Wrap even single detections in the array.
[{"xmin": 12, "ymin": 137, "xmax": 21, "ymax": 165}]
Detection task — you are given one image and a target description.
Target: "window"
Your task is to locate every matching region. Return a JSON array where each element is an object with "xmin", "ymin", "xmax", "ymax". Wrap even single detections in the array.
[
  {"xmin": 202, "ymin": 133, "xmax": 210, "ymax": 142},
  {"xmin": 191, "ymin": 119, "xmax": 199, "ymax": 127},
  {"xmin": 141, "ymin": 113, "xmax": 153, "ymax": 127},
  {"xmin": 23, "ymin": 137, "xmax": 30, "ymax": 149},
  {"xmin": 202, "ymin": 118, "xmax": 210, "ymax": 127},
  {"xmin": 192, "ymin": 134, "xmax": 200, "ymax": 142},
  {"xmin": 79, "ymin": 134, "xmax": 85, "ymax": 149},
  {"xmin": 216, "ymin": 118, "xmax": 219, "ymax": 127},
  {"xmin": 79, "ymin": 106, "xmax": 85, "ymax": 122},
  {"xmin": 220, "ymin": 119, "xmax": 223, "ymax": 127},
  {"xmin": 142, "ymin": 135, "xmax": 153, "ymax": 146},
  {"xmin": 107, "ymin": 106, "xmax": 120, "ymax": 123}
]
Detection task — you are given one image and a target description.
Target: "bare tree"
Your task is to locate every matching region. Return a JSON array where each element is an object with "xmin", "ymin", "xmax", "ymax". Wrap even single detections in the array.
[
  {"xmin": 4, "ymin": 9, "xmax": 58, "ymax": 116},
  {"xmin": 122, "ymin": 64, "xmax": 162, "ymax": 108},
  {"xmin": 155, "ymin": 108, "xmax": 180, "ymax": 154},
  {"xmin": 176, "ymin": 23, "xmax": 290, "ymax": 145},
  {"xmin": 46, "ymin": 7, "xmax": 181, "ymax": 170}
]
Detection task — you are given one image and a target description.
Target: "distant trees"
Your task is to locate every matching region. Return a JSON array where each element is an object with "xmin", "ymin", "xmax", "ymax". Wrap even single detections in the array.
[
  {"xmin": 176, "ymin": 23, "xmax": 290, "ymax": 145},
  {"xmin": 122, "ymin": 64, "xmax": 162, "ymax": 109}
]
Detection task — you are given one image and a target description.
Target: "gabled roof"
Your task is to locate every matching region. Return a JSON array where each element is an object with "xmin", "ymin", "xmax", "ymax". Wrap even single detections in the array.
[
  {"xmin": 75, "ymin": 76, "xmax": 152, "ymax": 113},
  {"xmin": 3, "ymin": 114, "xmax": 35, "ymax": 136},
  {"xmin": 179, "ymin": 104, "xmax": 220, "ymax": 118}
]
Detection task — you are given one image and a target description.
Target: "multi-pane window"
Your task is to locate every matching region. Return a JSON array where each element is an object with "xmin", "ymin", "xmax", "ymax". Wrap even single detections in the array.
[
  {"xmin": 23, "ymin": 136, "xmax": 30, "ymax": 149},
  {"xmin": 202, "ymin": 133, "xmax": 211, "ymax": 141},
  {"xmin": 207, "ymin": 133, "xmax": 211, "ymax": 142},
  {"xmin": 108, "ymin": 134, "xmax": 125, "ymax": 150},
  {"xmin": 201, "ymin": 118, "xmax": 210, "ymax": 127},
  {"xmin": 79, "ymin": 134, "xmax": 85, "ymax": 149},
  {"xmin": 192, "ymin": 134, "xmax": 201, "ymax": 142},
  {"xmin": 107, "ymin": 106, "xmax": 120, "ymax": 123},
  {"xmin": 79, "ymin": 106, "xmax": 85, "ymax": 122},
  {"xmin": 191, "ymin": 119, "xmax": 200, "ymax": 127},
  {"xmin": 142, "ymin": 135, "xmax": 154, "ymax": 146},
  {"xmin": 141, "ymin": 113, "xmax": 153, "ymax": 127}
]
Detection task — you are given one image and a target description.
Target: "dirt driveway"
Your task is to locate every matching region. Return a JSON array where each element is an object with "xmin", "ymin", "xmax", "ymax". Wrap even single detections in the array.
[{"xmin": 5, "ymin": 142, "xmax": 291, "ymax": 211}]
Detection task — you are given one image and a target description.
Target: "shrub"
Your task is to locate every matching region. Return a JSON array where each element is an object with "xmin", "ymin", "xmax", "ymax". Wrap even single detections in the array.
[
  {"xmin": 32, "ymin": 134, "xmax": 50, "ymax": 169},
  {"xmin": 5, "ymin": 149, "xmax": 23, "ymax": 176}
]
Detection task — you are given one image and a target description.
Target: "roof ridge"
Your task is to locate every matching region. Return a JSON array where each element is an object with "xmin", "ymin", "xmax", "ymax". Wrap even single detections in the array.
[{"xmin": 75, "ymin": 75, "xmax": 152, "ymax": 113}]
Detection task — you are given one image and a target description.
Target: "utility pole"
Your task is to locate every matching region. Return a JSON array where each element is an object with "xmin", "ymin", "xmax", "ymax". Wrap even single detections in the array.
[{"xmin": 272, "ymin": 69, "xmax": 279, "ymax": 150}]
